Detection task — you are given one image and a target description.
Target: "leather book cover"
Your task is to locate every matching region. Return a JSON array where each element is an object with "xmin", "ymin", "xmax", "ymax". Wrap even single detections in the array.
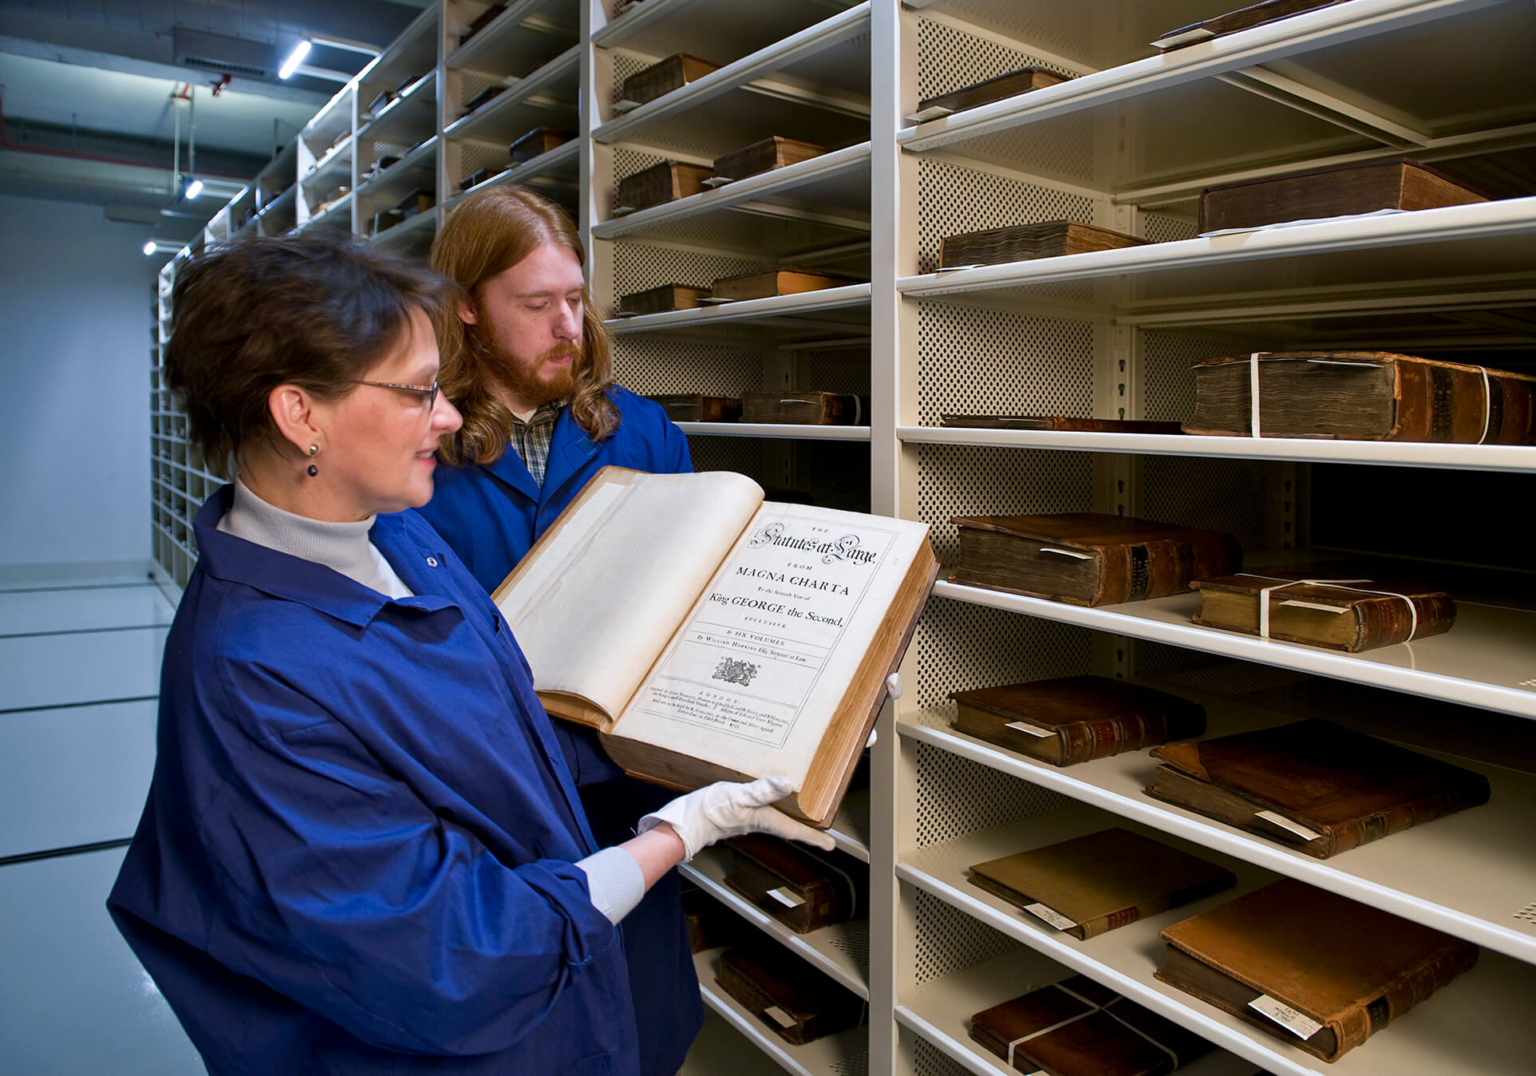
[
  {"xmin": 1197, "ymin": 158, "xmax": 1486, "ymax": 232},
  {"xmin": 621, "ymin": 53, "xmax": 720, "ymax": 106},
  {"xmin": 916, "ymin": 66, "xmax": 1069, "ymax": 117},
  {"xmin": 723, "ymin": 834, "xmax": 864, "ymax": 934},
  {"xmin": 509, "ymin": 127, "xmax": 574, "ymax": 165},
  {"xmin": 710, "ymin": 268, "xmax": 863, "ymax": 302},
  {"xmin": 618, "ymin": 284, "xmax": 713, "ymax": 317},
  {"xmin": 1155, "ymin": 0, "xmax": 1347, "ymax": 50},
  {"xmin": 1157, "ymin": 878, "xmax": 1479, "ymax": 1061},
  {"xmin": 715, "ymin": 946, "xmax": 865, "ymax": 1045},
  {"xmin": 741, "ymin": 391, "xmax": 866, "ymax": 425},
  {"xmin": 1147, "ymin": 719, "xmax": 1490, "ymax": 857},
  {"xmin": 971, "ymin": 974, "xmax": 1214, "ymax": 1075},
  {"xmin": 1183, "ymin": 351, "xmax": 1536, "ymax": 444},
  {"xmin": 940, "ymin": 414, "xmax": 1183, "ymax": 433},
  {"xmin": 967, "ymin": 828, "xmax": 1235, "ymax": 940},
  {"xmin": 713, "ymin": 136, "xmax": 827, "ymax": 181},
  {"xmin": 947, "ymin": 513, "xmax": 1243, "ymax": 607},
  {"xmin": 681, "ymin": 884, "xmax": 742, "ymax": 954},
  {"xmin": 939, "ymin": 221, "xmax": 1146, "ymax": 269},
  {"xmin": 646, "ymin": 394, "xmax": 741, "ymax": 423},
  {"xmin": 614, "ymin": 161, "xmax": 714, "ymax": 213},
  {"xmin": 1190, "ymin": 572, "xmax": 1456, "ymax": 652},
  {"xmin": 949, "ymin": 675, "xmax": 1206, "ymax": 767}
]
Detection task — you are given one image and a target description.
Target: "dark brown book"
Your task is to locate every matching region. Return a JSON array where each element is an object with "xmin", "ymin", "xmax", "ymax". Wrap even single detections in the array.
[
  {"xmin": 647, "ymin": 394, "xmax": 741, "ymax": 423},
  {"xmin": 461, "ymin": 3, "xmax": 507, "ymax": 44},
  {"xmin": 393, "ymin": 189, "xmax": 435, "ymax": 219},
  {"xmin": 681, "ymin": 884, "xmax": 742, "ymax": 954},
  {"xmin": 371, "ymin": 209, "xmax": 405, "ymax": 235},
  {"xmin": 1146, "ymin": 719, "xmax": 1490, "ymax": 858},
  {"xmin": 621, "ymin": 53, "xmax": 720, "ymax": 107},
  {"xmin": 715, "ymin": 946, "xmax": 865, "ymax": 1045},
  {"xmin": 459, "ymin": 168, "xmax": 500, "ymax": 191},
  {"xmin": 1157, "ymin": 878, "xmax": 1478, "ymax": 1061},
  {"xmin": 949, "ymin": 676, "xmax": 1206, "ymax": 767},
  {"xmin": 939, "ymin": 221, "xmax": 1146, "ymax": 269},
  {"xmin": 1183, "ymin": 351, "xmax": 1536, "ymax": 444},
  {"xmin": 712, "ymin": 136, "xmax": 827, "ymax": 181},
  {"xmin": 915, "ymin": 67, "xmax": 1069, "ymax": 119},
  {"xmin": 614, "ymin": 161, "xmax": 714, "ymax": 213},
  {"xmin": 509, "ymin": 127, "xmax": 574, "ymax": 165},
  {"xmin": 940, "ymin": 414, "xmax": 1183, "ymax": 434},
  {"xmin": 617, "ymin": 284, "xmax": 712, "ymax": 317},
  {"xmin": 723, "ymin": 834, "xmax": 864, "ymax": 934},
  {"xmin": 968, "ymin": 828, "xmax": 1235, "ymax": 940},
  {"xmin": 365, "ymin": 89, "xmax": 393, "ymax": 118},
  {"xmin": 948, "ymin": 513, "xmax": 1242, "ymax": 607},
  {"xmin": 741, "ymin": 391, "xmax": 865, "ymax": 425},
  {"xmin": 1198, "ymin": 158, "xmax": 1486, "ymax": 233},
  {"xmin": 463, "ymin": 84, "xmax": 506, "ymax": 113},
  {"xmin": 710, "ymin": 268, "xmax": 862, "ymax": 302},
  {"xmin": 1155, "ymin": 0, "xmax": 1348, "ymax": 49},
  {"xmin": 1190, "ymin": 572, "xmax": 1456, "ymax": 652},
  {"xmin": 971, "ymin": 974, "xmax": 1215, "ymax": 1076}
]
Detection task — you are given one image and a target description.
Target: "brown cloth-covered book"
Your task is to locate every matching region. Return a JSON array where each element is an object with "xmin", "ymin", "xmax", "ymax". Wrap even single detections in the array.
[
  {"xmin": 1155, "ymin": 0, "xmax": 1348, "ymax": 50},
  {"xmin": 621, "ymin": 53, "xmax": 720, "ymax": 107},
  {"xmin": 742, "ymin": 391, "xmax": 865, "ymax": 425},
  {"xmin": 509, "ymin": 127, "xmax": 574, "ymax": 165},
  {"xmin": 1183, "ymin": 351, "xmax": 1536, "ymax": 444},
  {"xmin": 950, "ymin": 675, "xmax": 1206, "ymax": 767},
  {"xmin": 968, "ymin": 828, "xmax": 1235, "ymax": 940},
  {"xmin": 939, "ymin": 221, "xmax": 1146, "ymax": 269},
  {"xmin": 1157, "ymin": 878, "xmax": 1478, "ymax": 1061},
  {"xmin": 713, "ymin": 136, "xmax": 827, "ymax": 181},
  {"xmin": 711, "ymin": 268, "xmax": 862, "ymax": 302},
  {"xmin": 647, "ymin": 394, "xmax": 741, "ymax": 423},
  {"xmin": 1147, "ymin": 719, "xmax": 1491, "ymax": 858},
  {"xmin": 723, "ymin": 834, "xmax": 864, "ymax": 933},
  {"xmin": 941, "ymin": 414, "xmax": 1183, "ymax": 434},
  {"xmin": 971, "ymin": 974, "xmax": 1215, "ymax": 1076},
  {"xmin": 716, "ymin": 946, "xmax": 865, "ymax": 1045},
  {"xmin": 1197, "ymin": 158, "xmax": 1486, "ymax": 233},
  {"xmin": 948, "ymin": 513, "xmax": 1243, "ymax": 607},
  {"xmin": 914, "ymin": 66, "xmax": 1070, "ymax": 119},
  {"xmin": 614, "ymin": 161, "xmax": 714, "ymax": 213},
  {"xmin": 1190, "ymin": 572, "xmax": 1456, "ymax": 652},
  {"xmin": 617, "ymin": 284, "xmax": 712, "ymax": 317}
]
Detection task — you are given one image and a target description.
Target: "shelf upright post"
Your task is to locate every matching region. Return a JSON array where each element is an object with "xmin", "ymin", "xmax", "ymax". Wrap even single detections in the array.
[
  {"xmin": 582, "ymin": 0, "xmax": 616, "ymax": 310},
  {"xmin": 435, "ymin": 0, "xmax": 455, "ymax": 234}
]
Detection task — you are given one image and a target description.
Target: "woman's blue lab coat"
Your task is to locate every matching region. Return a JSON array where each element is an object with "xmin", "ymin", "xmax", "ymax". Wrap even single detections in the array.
[{"xmin": 108, "ymin": 489, "xmax": 642, "ymax": 1076}]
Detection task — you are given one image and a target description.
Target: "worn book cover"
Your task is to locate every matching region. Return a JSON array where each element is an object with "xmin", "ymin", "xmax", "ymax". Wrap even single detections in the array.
[
  {"xmin": 1155, "ymin": 0, "xmax": 1349, "ymax": 49},
  {"xmin": 948, "ymin": 513, "xmax": 1242, "ymax": 607},
  {"xmin": 716, "ymin": 945, "xmax": 865, "ymax": 1045},
  {"xmin": 939, "ymin": 221, "xmax": 1146, "ymax": 269},
  {"xmin": 618, "ymin": 284, "xmax": 713, "ymax": 317},
  {"xmin": 915, "ymin": 66, "xmax": 1069, "ymax": 118},
  {"xmin": 614, "ymin": 161, "xmax": 714, "ymax": 212},
  {"xmin": 971, "ymin": 974, "xmax": 1215, "ymax": 1076},
  {"xmin": 713, "ymin": 136, "xmax": 827, "ymax": 181},
  {"xmin": 711, "ymin": 268, "xmax": 863, "ymax": 302},
  {"xmin": 509, "ymin": 127, "xmax": 574, "ymax": 165},
  {"xmin": 968, "ymin": 828, "xmax": 1235, "ymax": 940},
  {"xmin": 940, "ymin": 414, "xmax": 1183, "ymax": 433},
  {"xmin": 723, "ymin": 834, "xmax": 865, "ymax": 933},
  {"xmin": 621, "ymin": 53, "xmax": 720, "ymax": 106},
  {"xmin": 647, "ymin": 394, "xmax": 741, "ymax": 423},
  {"xmin": 1147, "ymin": 719, "xmax": 1490, "ymax": 857},
  {"xmin": 1157, "ymin": 878, "xmax": 1478, "ymax": 1061},
  {"xmin": 949, "ymin": 675, "xmax": 1206, "ymax": 766},
  {"xmin": 1198, "ymin": 158, "xmax": 1486, "ymax": 232},
  {"xmin": 742, "ymin": 391, "xmax": 865, "ymax": 425},
  {"xmin": 494, "ymin": 467, "xmax": 938, "ymax": 826},
  {"xmin": 1184, "ymin": 351, "xmax": 1536, "ymax": 444},
  {"xmin": 1190, "ymin": 572, "xmax": 1456, "ymax": 652}
]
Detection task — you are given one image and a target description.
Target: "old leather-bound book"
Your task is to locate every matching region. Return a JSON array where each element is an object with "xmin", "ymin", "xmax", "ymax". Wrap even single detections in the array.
[
  {"xmin": 914, "ymin": 66, "xmax": 1070, "ymax": 119},
  {"xmin": 1184, "ymin": 351, "xmax": 1536, "ymax": 444},
  {"xmin": 968, "ymin": 828, "xmax": 1235, "ymax": 940},
  {"xmin": 1190, "ymin": 572, "xmax": 1456, "ymax": 652},
  {"xmin": 715, "ymin": 946, "xmax": 865, "ymax": 1045},
  {"xmin": 681, "ymin": 884, "xmax": 741, "ymax": 954},
  {"xmin": 509, "ymin": 127, "xmax": 574, "ymax": 165},
  {"xmin": 948, "ymin": 513, "xmax": 1243, "ymax": 607},
  {"xmin": 971, "ymin": 975, "xmax": 1215, "ymax": 1076},
  {"xmin": 614, "ymin": 161, "xmax": 714, "ymax": 212},
  {"xmin": 950, "ymin": 676, "xmax": 1206, "ymax": 766},
  {"xmin": 647, "ymin": 394, "xmax": 742, "ymax": 423},
  {"xmin": 1147, "ymin": 719, "xmax": 1490, "ymax": 858},
  {"xmin": 723, "ymin": 834, "xmax": 865, "ymax": 933},
  {"xmin": 939, "ymin": 221, "xmax": 1146, "ymax": 269},
  {"xmin": 617, "ymin": 284, "xmax": 712, "ymax": 317},
  {"xmin": 741, "ymin": 391, "xmax": 865, "ymax": 425},
  {"xmin": 940, "ymin": 414, "xmax": 1183, "ymax": 434},
  {"xmin": 1197, "ymin": 158, "xmax": 1486, "ymax": 232},
  {"xmin": 1157, "ymin": 878, "xmax": 1478, "ymax": 1061},
  {"xmin": 459, "ymin": 168, "xmax": 500, "ymax": 191},
  {"xmin": 620, "ymin": 53, "xmax": 720, "ymax": 107},
  {"xmin": 712, "ymin": 136, "xmax": 827, "ymax": 181},
  {"xmin": 711, "ymin": 268, "xmax": 862, "ymax": 302},
  {"xmin": 1155, "ymin": 0, "xmax": 1348, "ymax": 50}
]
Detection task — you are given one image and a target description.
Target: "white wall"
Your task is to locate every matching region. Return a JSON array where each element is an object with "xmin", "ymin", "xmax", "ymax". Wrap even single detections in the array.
[{"xmin": 0, "ymin": 194, "xmax": 156, "ymax": 573}]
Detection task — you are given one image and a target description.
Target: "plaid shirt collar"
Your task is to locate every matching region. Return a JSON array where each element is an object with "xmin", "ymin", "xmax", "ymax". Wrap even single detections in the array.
[{"xmin": 508, "ymin": 401, "xmax": 564, "ymax": 487}]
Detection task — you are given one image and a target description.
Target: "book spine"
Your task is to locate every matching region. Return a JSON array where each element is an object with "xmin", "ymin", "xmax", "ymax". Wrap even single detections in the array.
[
  {"xmin": 1395, "ymin": 360, "xmax": 1536, "ymax": 444},
  {"xmin": 1350, "ymin": 593, "xmax": 1456, "ymax": 651},
  {"xmin": 1327, "ymin": 777, "xmax": 1491, "ymax": 855},
  {"xmin": 1337, "ymin": 938, "xmax": 1479, "ymax": 1055},
  {"xmin": 1106, "ymin": 534, "xmax": 1239, "ymax": 603},
  {"xmin": 1081, "ymin": 873, "xmax": 1234, "ymax": 940}
]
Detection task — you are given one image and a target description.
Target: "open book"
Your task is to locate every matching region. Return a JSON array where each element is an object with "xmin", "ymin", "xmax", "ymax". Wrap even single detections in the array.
[{"xmin": 493, "ymin": 467, "xmax": 938, "ymax": 826}]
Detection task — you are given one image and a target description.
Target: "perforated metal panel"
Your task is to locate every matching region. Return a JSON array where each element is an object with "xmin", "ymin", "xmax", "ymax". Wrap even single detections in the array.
[
  {"xmin": 793, "ymin": 347, "xmax": 873, "ymax": 396},
  {"xmin": 916, "ymin": 444, "xmax": 1094, "ymax": 560},
  {"xmin": 917, "ymin": 302, "xmax": 1095, "ymax": 424},
  {"xmin": 914, "ymin": 600, "xmax": 1092, "ymax": 711},
  {"xmin": 460, "ymin": 140, "xmax": 514, "ymax": 177},
  {"xmin": 1141, "ymin": 330, "xmax": 1229, "ymax": 423},
  {"xmin": 609, "ymin": 50, "xmax": 655, "ymax": 105},
  {"xmin": 687, "ymin": 438, "xmax": 770, "ymax": 478},
  {"xmin": 915, "ymin": 17, "xmax": 1079, "ymax": 102},
  {"xmin": 829, "ymin": 920, "xmax": 871, "ymax": 969},
  {"xmin": 913, "ymin": 886, "xmax": 1021, "ymax": 985},
  {"xmin": 1141, "ymin": 210, "xmax": 1198, "ymax": 244},
  {"xmin": 829, "ymin": 1043, "xmax": 870, "ymax": 1076},
  {"xmin": 1141, "ymin": 456, "xmax": 1279, "ymax": 552},
  {"xmin": 913, "ymin": 739, "xmax": 1073, "ymax": 848},
  {"xmin": 610, "ymin": 336, "xmax": 765, "ymax": 395},
  {"xmin": 458, "ymin": 71, "xmax": 504, "ymax": 111},
  {"xmin": 917, "ymin": 159, "xmax": 1097, "ymax": 274},
  {"xmin": 912, "ymin": 1035, "xmax": 976, "ymax": 1076},
  {"xmin": 606, "ymin": 237, "xmax": 767, "ymax": 311}
]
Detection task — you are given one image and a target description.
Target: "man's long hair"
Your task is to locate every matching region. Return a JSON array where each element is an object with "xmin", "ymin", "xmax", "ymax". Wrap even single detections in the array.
[{"xmin": 430, "ymin": 186, "xmax": 619, "ymax": 466}]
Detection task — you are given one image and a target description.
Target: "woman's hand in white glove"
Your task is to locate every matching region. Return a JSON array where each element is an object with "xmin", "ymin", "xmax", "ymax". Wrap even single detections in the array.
[{"xmin": 638, "ymin": 777, "xmax": 836, "ymax": 862}]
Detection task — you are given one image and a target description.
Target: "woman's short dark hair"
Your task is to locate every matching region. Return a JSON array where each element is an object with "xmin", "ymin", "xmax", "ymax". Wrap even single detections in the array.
[{"xmin": 165, "ymin": 228, "xmax": 462, "ymax": 477}]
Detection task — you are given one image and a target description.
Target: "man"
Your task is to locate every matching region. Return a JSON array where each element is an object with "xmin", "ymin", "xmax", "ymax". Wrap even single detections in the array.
[{"xmin": 418, "ymin": 185, "xmax": 701, "ymax": 1076}]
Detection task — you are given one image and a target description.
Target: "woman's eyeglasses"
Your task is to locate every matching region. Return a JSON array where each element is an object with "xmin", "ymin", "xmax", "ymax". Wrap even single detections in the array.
[{"xmin": 354, "ymin": 377, "xmax": 439, "ymax": 409}]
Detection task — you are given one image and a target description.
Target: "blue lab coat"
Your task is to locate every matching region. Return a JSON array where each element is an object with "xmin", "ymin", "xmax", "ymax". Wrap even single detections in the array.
[{"xmin": 108, "ymin": 488, "xmax": 641, "ymax": 1076}]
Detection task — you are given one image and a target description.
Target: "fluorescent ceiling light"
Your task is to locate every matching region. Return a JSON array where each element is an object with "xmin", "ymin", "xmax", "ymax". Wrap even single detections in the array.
[
  {"xmin": 278, "ymin": 39, "xmax": 312, "ymax": 80},
  {"xmin": 143, "ymin": 240, "xmax": 157, "ymax": 256},
  {"xmin": 184, "ymin": 178, "xmax": 205, "ymax": 200}
]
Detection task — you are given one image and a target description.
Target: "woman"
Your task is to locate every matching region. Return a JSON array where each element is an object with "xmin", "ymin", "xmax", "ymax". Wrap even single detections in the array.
[{"xmin": 108, "ymin": 229, "xmax": 832, "ymax": 1076}]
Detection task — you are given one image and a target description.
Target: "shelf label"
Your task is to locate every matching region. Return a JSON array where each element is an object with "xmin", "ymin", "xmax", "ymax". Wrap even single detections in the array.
[
  {"xmin": 1248, "ymin": 994, "xmax": 1323, "ymax": 1040},
  {"xmin": 763, "ymin": 1005, "xmax": 796, "ymax": 1028},
  {"xmin": 1006, "ymin": 721, "xmax": 1055, "ymax": 739},
  {"xmin": 767, "ymin": 886, "xmax": 806, "ymax": 908},
  {"xmin": 1255, "ymin": 810, "xmax": 1323, "ymax": 842},
  {"xmin": 1024, "ymin": 902, "xmax": 1078, "ymax": 931}
]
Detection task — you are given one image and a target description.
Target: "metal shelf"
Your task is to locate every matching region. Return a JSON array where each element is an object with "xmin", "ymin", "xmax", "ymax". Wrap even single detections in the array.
[
  {"xmin": 595, "ymin": 0, "xmax": 861, "ymax": 57},
  {"xmin": 679, "ymin": 422, "xmax": 872, "ymax": 442},
  {"xmin": 443, "ymin": 45, "xmax": 580, "ymax": 145},
  {"xmin": 450, "ymin": 137, "xmax": 580, "ymax": 203},
  {"xmin": 358, "ymin": 74, "xmax": 437, "ymax": 147},
  {"xmin": 445, "ymin": 0, "xmax": 578, "ymax": 78},
  {"xmin": 607, "ymin": 283, "xmax": 871, "ymax": 342},
  {"xmin": 355, "ymin": 137, "xmax": 439, "ymax": 203},
  {"xmin": 370, "ymin": 205, "xmax": 440, "ymax": 248}
]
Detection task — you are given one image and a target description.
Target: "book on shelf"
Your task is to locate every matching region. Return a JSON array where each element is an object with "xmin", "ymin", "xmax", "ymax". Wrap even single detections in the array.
[
  {"xmin": 938, "ymin": 221, "xmax": 1146, "ymax": 269},
  {"xmin": 1197, "ymin": 157, "xmax": 1486, "ymax": 233},
  {"xmin": 618, "ymin": 284, "xmax": 713, "ymax": 317},
  {"xmin": 912, "ymin": 66, "xmax": 1071, "ymax": 121},
  {"xmin": 647, "ymin": 394, "xmax": 741, "ymax": 423},
  {"xmin": 460, "ymin": 2, "xmax": 507, "ymax": 44},
  {"xmin": 1146, "ymin": 719, "xmax": 1491, "ymax": 858},
  {"xmin": 614, "ymin": 161, "xmax": 714, "ymax": 213},
  {"xmin": 492, "ymin": 467, "xmax": 938, "ymax": 826},
  {"xmin": 393, "ymin": 189, "xmax": 434, "ymax": 219},
  {"xmin": 1189, "ymin": 571, "xmax": 1457, "ymax": 652},
  {"xmin": 459, "ymin": 168, "xmax": 500, "ymax": 192},
  {"xmin": 1157, "ymin": 878, "xmax": 1479, "ymax": 1062},
  {"xmin": 950, "ymin": 675, "xmax": 1207, "ymax": 767},
  {"xmin": 682, "ymin": 883, "xmax": 745, "ymax": 954},
  {"xmin": 714, "ymin": 945, "xmax": 865, "ymax": 1045},
  {"xmin": 712, "ymin": 136, "xmax": 827, "ymax": 182},
  {"xmin": 710, "ymin": 268, "xmax": 863, "ymax": 302},
  {"xmin": 463, "ymin": 84, "xmax": 505, "ymax": 113},
  {"xmin": 620, "ymin": 53, "xmax": 720, "ymax": 107},
  {"xmin": 967, "ymin": 827, "xmax": 1236, "ymax": 940},
  {"xmin": 971, "ymin": 974, "xmax": 1215, "ymax": 1076},
  {"xmin": 741, "ymin": 391, "xmax": 865, "ymax": 425},
  {"xmin": 1183, "ymin": 351, "xmax": 1536, "ymax": 444},
  {"xmin": 947, "ymin": 513, "xmax": 1243, "ymax": 607},
  {"xmin": 723, "ymin": 834, "xmax": 865, "ymax": 934},
  {"xmin": 509, "ymin": 127, "xmax": 574, "ymax": 166},
  {"xmin": 1154, "ymin": 0, "xmax": 1351, "ymax": 50},
  {"xmin": 939, "ymin": 414, "xmax": 1184, "ymax": 434}
]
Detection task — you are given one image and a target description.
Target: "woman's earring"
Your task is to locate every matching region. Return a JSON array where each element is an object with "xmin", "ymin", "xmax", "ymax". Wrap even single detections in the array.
[{"xmin": 307, "ymin": 444, "xmax": 319, "ymax": 477}]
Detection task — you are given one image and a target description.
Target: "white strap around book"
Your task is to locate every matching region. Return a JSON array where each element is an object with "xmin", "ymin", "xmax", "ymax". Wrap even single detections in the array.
[
  {"xmin": 1002, "ymin": 985, "xmax": 1177, "ymax": 1069},
  {"xmin": 1235, "ymin": 573, "xmax": 1420, "ymax": 643}
]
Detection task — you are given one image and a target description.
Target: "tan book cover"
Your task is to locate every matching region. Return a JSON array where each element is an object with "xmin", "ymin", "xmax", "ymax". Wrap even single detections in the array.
[{"xmin": 1190, "ymin": 572, "xmax": 1456, "ymax": 652}]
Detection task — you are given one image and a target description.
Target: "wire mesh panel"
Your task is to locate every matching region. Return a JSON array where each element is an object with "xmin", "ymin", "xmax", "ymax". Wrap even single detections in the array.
[
  {"xmin": 1141, "ymin": 330, "xmax": 1230, "ymax": 422},
  {"xmin": 917, "ymin": 302, "xmax": 1096, "ymax": 423},
  {"xmin": 911, "ymin": 1035, "xmax": 976, "ymax": 1076},
  {"xmin": 1140, "ymin": 456, "xmax": 1279, "ymax": 552},
  {"xmin": 913, "ymin": 740, "xmax": 1073, "ymax": 848},
  {"xmin": 1141, "ymin": 210, "xmax": 1198, "ymax": 244},
  {"xmin": 912, "ymin": 885, "xmax": 1022, "ymax": 985},
  {"xmin": 915, "ymin": 17, "xmax": 1080, "ymax": 104},
  {"xmin": 611, "ymin": 336, "xmax": 766, "ymax": 395},
  {"xmin": 916, "ymin": 445, "xmax": 1094, "ymax": 560},
  {"xmin": 917, "ymin": 159, "xmax": 1097, "ymax": 274},
  {"xmin": 914, "ymin": 600, "xmax": 1093, "ymax": 711},
  {"xmin": 606, "ymin": 239, "xmax": 769, "ymax": 312}
]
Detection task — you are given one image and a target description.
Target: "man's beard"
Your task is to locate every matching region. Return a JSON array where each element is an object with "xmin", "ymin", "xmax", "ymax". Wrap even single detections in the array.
[{"xmin": 468, "ymin": 326, "xmax": 581, "ymax": 408}]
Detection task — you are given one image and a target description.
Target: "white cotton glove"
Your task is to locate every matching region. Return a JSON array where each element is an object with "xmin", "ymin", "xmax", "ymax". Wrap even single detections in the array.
[
  {"xmin": 638, "ymin": 777, "xmax": 837, "ymax": 861},
  {"xmin": 865, "ymin": 672, "xmax": 903, "ymax": 748}
]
